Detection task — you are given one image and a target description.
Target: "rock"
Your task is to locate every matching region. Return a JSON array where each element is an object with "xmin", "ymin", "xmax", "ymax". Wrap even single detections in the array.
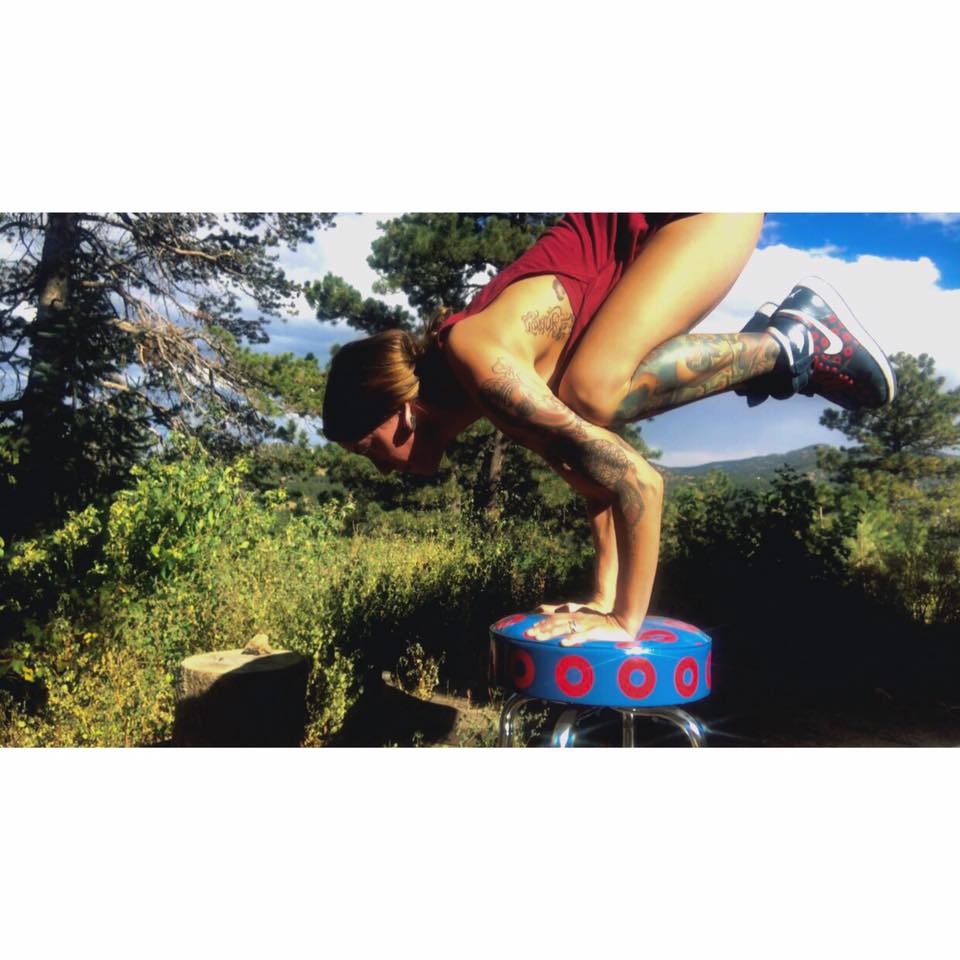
[{"xmin": 242, "ymin": 633, "xmax": 274, "ymax": 656}]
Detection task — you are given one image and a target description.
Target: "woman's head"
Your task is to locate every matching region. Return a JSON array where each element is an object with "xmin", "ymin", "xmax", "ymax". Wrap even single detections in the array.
[
  {"xmin": 322, "ymin": 318, "xmax": 470, "ymax": 475},
  {"xmin": 321, "ymin": 329, "xmax": 421, "ymax": 444}
]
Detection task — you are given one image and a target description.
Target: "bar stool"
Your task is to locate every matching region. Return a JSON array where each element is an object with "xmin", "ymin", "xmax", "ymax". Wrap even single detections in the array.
[{"xmin": 489, "ymin": 613, "xmax": 711, "ymax": 747}]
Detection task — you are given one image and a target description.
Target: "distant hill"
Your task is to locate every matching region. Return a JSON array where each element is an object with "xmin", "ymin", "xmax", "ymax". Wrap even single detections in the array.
[{"xmin": 658, "ymin": 444, "xmax": 830, "ymax": 490}]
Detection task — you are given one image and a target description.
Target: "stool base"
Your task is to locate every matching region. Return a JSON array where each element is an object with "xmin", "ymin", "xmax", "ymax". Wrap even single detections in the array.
[{"xmin": 497, "ymin": 693, "xmax": 707, "ymax": 748}]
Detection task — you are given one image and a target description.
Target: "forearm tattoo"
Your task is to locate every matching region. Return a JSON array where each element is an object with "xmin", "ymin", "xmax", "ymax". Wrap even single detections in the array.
[
  {"xmin": 521, "ymin": 306, "xmax": 573, "ymax": 342},
  {"xmin": 478, "ymin": 357, "xmax": 652, "ymax": 525},
  {"xmin": 616, "ymin": 332, "xmax": 780, "ymax": 422}
]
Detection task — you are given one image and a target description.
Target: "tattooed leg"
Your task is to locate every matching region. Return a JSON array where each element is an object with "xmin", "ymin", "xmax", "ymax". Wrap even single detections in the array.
[{"xmin": 614, "ymin": 332, "xmax": 781, "ymax": 422}]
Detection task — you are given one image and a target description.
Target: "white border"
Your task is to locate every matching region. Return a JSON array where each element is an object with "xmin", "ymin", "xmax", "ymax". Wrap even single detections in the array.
[{"xmin": 3, "ymin": 3, "xmax": 958, "ymax": 955}]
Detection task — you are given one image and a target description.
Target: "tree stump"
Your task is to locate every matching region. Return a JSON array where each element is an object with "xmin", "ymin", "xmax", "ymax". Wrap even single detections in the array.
[{"xmin": 173, "ymin": 647, "xmax": 310, "ymax": 747}]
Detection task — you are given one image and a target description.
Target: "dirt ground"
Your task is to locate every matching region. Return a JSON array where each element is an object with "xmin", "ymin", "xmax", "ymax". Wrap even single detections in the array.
[{"xmin": 330, "ymin": 671, "xmax": 960, "ymax": 748}]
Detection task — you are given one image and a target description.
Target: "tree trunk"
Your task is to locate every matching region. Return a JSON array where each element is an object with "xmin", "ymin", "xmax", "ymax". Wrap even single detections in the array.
[
  {"xmin": 173, "ymin": 648, "xmax": 310, "ymax": 747},
  {"xmin": 13, "ymin": 213, "xmax": 80, "ymax": 534},
  {"xmin": 474, "ymin": 429, "xmax": 504, "ymax": 513}
]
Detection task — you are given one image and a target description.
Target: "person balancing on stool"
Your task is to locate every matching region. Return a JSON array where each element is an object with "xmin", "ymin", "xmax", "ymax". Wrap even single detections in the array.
[{"xmin": 321, "ymin": 213, "xmax": 896, "ymax": 647}]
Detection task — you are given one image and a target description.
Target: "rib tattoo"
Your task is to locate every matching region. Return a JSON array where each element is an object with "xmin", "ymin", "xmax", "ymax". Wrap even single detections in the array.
[
  {"xmin": 615, "ymin": 332, "xmax": 780, "ymax": 422},
  {"xmin": 521, "ymin": 305, "xmax": 573, "ymax": 342},
  {"xmin": 478, "ymin": 357, "xmax": 652, "ymax": 526}
]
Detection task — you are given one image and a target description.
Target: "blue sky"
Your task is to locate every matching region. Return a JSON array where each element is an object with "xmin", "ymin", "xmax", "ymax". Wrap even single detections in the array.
[
  {"xmin": 260, "ymin": 213, "xmax": 960, "ymax": 467},
  {"xmin": 761, "ymin": 214, "xmax": 960, "ymax": 286}
]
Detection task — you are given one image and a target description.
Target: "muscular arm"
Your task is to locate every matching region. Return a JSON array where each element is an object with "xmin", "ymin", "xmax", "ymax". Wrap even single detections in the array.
[
  {"xmin": 586, "ymin": 499, "xmax": 618, "ymax": 609},
  {"xmin": 474, "ymin": 354, "xmax": 663, "ymax": 633}
]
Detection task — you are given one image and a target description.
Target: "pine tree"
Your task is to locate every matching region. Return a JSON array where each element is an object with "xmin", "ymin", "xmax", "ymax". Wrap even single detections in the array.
[
  {"xmin": 0, "ymin": 213, "xmax": 334, "ymax": 537},
  {"xmin": 819, "ymin": 352, "xmax": 960, "ymax": 488}
]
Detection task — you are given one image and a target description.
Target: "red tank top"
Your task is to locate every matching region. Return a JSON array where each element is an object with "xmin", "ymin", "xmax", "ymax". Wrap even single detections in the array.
[{"xmin": 436, "ymin": 213, "xmax": 694, "ymax": 381}]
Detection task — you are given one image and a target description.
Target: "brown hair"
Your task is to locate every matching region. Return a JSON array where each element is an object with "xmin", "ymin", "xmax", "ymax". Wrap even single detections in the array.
[{"xmin": 321, "ymin": 308, "xmax": 461, "ymax": 442}]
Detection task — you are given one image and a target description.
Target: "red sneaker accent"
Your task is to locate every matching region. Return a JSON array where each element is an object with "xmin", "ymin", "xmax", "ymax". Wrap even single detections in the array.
[{"xmin": 776, "ymin": 278, "xmax": 896, "ymax": 410}]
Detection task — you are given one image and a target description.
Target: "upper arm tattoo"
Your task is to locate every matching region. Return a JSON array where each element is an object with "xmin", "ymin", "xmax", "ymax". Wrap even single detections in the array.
[{"xmin": 478, "ymin": 357, "xmax": 652, "ymax": 525}]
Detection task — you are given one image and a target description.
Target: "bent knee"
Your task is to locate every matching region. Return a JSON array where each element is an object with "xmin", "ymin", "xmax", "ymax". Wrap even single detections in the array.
[{"xmin": 557, "ymin": 368, "xmax": 627, "ymax": 426}]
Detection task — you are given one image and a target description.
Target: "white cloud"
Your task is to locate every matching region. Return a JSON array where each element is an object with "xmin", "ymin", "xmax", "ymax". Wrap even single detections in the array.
[
  {"xmin": 759, "ymin": 218, "xmax": 781, "ymax": 244},
  {"xmin": 910, "ymin": 213, "xmax": 960, "ymax": 225},
  {"xmin": 699, "ymin": 243, "xmax": 960, "ymax": 385},
  {"xmin": 279, "ymin": 213, "xmax": 414, "ymax": 321},
  {"xmin": 0, "ymin": 232, "xmax": 37, "ymax": 324}
]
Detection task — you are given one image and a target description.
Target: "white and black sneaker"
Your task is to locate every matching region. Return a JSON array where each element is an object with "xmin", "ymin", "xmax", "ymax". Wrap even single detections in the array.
[{"xmin": 736, "ymin": 277, "xmax": 897, "ymax": 410}]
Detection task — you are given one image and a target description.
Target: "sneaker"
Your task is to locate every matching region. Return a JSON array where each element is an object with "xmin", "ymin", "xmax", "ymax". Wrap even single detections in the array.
[
  {"xmin": 741, "ymin": 301, "xmax": 779, "ymax": 334},
  {"xmin": 738, "ymin": 277, "xmax": 897, "ymax": 410},
  {"xmin": 735, "ymin": 299, "xmax": 815, "ymax": 406}
]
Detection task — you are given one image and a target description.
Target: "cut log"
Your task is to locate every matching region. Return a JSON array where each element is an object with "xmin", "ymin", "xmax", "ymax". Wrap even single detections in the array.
[{"xmin": 173, "ymin": 649, "xmax": 309, "ymax": 747}]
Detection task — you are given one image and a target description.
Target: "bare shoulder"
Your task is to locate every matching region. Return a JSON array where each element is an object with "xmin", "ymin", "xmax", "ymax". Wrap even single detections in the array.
[{"xmin": 445, "ymin": 319, "xmax": 509, "ymax": 398}]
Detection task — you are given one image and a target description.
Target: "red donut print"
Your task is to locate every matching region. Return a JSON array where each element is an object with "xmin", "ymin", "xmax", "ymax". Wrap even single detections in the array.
[
  {"xmin": 653, "ymin": 617, "xmax": 693, "ymax": 631},
  {"xmin": 493, "ymin": 614, "xmax": 526, "ymax": 631},
  {"xmin": 555, "ymin": 655, "xmax": 594, "ymax": 698},
  {"xmin": 617, "ymin": 657, "xmax": 656, "ymax": 699},
  {"xmin": 674, "ymin": 656, "xmax": 699, "ymax": 698},
  {"xmin": 639, "ymin": 628, "xmax": 678, "ymax": 644},
  {"xmin": 706, "ymin": 651, "xmax": 712, "ymax": 690},
  {"xmin": 509, "ymin": 648, "xmax": 535, "ymax": 689}
]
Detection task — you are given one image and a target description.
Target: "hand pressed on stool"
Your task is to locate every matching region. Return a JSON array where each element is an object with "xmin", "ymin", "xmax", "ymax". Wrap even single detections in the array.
[{"xmin": 524, "ymin": 610, "xmax": 632, "ymax": 647}]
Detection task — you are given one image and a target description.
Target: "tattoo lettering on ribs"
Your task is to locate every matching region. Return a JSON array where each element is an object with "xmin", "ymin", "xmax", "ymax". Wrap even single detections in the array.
[
  {"xmin": 478, "ymin": 357, "xmax": 649, "ymax": 525},
  {"xmin": 521, "ymin": 306, "xmax": 573, "ymax": 342}
]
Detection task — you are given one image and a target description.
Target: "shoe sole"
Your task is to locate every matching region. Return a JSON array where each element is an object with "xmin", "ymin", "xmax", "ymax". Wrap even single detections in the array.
[{"xmin": 793, "ymin": 275, "xmax": 897, "ymax": 405}]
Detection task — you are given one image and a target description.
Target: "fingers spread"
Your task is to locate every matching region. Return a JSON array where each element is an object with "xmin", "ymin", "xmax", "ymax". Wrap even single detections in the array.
[{"xmin": 524, "ymin": 616, "xmax": 576, "ymax": 641}]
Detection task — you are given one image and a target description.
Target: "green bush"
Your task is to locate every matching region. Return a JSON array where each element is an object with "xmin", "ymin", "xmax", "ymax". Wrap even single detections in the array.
[
  {"xmin": 849, "ymin": 500, "xmax": 960, "ymax": 626},
  {"xmin": 11, "ymin": 427, "xmax": 956, "ymax": 748},
  {"xmin": 1, "ymin": 436, "xmax": 585, "ymax": 746}
]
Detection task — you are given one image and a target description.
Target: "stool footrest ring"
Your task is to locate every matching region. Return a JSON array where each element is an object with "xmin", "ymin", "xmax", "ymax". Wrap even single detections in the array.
[{"xmin": 497, "ymin": 697, "xmax": 707, "ymax": 747}]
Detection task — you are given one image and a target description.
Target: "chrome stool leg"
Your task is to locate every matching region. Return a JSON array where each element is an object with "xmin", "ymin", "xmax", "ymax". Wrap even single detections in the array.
[
  {"xmin": 659, "ymin": 708, "xmax": 707, "ymax": 747},
  {"xmin": 618, "ymin": 707, "xmax": 707, "ymax": 747},
  {"xmin": 498, "ymin": 693, "xmax": 533, "ymax": 747},
  {"xmin": 621, "ymin": 710, "xmax": 636, "ymax": 747},
  {"xmin": 551, "ymin": 708, "xmax": 580, "ymax": 748},
  {"xmin": 499, "ymin": 699, "xmax": 706, "ymax": 747}
]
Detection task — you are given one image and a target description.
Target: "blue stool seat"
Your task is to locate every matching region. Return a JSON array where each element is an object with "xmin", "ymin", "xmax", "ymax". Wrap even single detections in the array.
[{"xmin": 489, "ymin": 614, "xmax": 713, "ymax": 747}]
